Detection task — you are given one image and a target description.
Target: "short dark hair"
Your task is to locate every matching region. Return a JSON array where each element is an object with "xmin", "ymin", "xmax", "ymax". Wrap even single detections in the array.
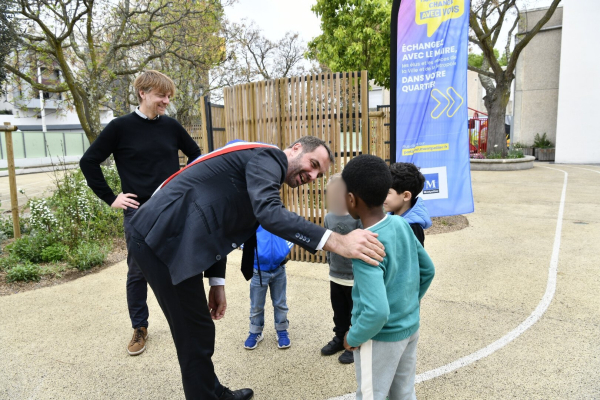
[
  {"xmin": 342, "ymin": 155, "xmax": 392, "ymax": 208},
  {"xmin": 288, "ymin": 136, "xmax": 334, "ymax": 164},
  {"xmin": 389, "ymin": 163, "xmax": 425, "ymax": 206}
]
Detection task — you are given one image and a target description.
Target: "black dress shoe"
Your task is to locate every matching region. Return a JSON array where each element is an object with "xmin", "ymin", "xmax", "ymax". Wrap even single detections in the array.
[
  {"xmin": 338, "ymin": 349, "xmax": 354, "ymax": 364},
  {"xmin": 219, "ymin": 386, "xmax": 254, "ymax": 400},
  {"xmin": 321, "ymin": 336, "xmax": 345, "ymax": 355}
]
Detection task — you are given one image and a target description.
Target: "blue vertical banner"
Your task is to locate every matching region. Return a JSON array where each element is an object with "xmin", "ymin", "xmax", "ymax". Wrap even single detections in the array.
[{"xmin": 390, "ymin": 0, "xmax": 474, "ymax": 217}]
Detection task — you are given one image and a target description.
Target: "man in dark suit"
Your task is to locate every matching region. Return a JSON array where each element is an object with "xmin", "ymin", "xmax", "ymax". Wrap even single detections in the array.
[{"xmin": 128, "ymin": 136, "xmax": 385, "ymax": 400}]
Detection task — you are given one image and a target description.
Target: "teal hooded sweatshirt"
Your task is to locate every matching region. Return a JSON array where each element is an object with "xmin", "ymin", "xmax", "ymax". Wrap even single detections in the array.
[{"xmin": 346, "ymin": 215, "xmax": 435, "ymax": 347}]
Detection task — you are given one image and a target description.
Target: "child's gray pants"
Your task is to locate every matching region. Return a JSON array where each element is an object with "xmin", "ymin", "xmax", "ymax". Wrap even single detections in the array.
[{"xmin": 354, "ymin": 329, "xmax": 419, "ymax": 400}]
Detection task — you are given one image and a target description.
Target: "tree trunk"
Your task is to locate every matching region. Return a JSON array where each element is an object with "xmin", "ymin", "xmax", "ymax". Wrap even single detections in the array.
[
  {"xmin": 53, "ymin": 46, "xmax": 103, "ymax": 144},
  {"xmin": 483, "ymin": 81, "xmax": 511, "ymax": 157}
]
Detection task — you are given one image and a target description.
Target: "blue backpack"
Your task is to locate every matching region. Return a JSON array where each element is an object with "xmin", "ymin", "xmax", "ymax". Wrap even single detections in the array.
[{"xmin": 254, "ymin": 225, "xmax": 294, "ymax": 272}]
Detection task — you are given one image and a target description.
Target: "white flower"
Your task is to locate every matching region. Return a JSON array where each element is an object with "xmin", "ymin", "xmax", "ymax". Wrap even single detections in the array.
[{"xmin": 494, "ymin": 144, "xmax": 498, "ymax": 148}]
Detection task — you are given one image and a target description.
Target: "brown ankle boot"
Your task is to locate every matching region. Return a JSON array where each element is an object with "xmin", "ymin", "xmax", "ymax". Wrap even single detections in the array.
[{"xmin": 127, "ymin": 327, "xmax": 148, "ymax": 356}]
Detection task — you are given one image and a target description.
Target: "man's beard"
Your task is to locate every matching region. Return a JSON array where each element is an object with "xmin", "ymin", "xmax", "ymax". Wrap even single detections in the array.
[{"xmin": 285, "ymin": 154, "xmax": 304, "ymax": 188}]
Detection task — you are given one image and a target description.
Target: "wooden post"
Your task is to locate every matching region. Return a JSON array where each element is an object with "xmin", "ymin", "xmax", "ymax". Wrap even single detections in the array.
[
  {"xmin": 360, "ymin": 70, "xmax": 369, "ymax": 155},
  {"xmin": 2, "ymin": 122, "xmax": 21, "ymax": 238}
]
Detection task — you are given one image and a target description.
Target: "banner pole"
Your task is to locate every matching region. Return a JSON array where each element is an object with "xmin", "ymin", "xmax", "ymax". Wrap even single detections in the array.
[{"xmin": 390, "ymin": 0, "xmax": 402, "ymax": 164}]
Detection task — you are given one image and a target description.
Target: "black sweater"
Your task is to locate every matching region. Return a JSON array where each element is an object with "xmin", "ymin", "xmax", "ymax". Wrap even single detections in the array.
[{"xmin": 80, "ymin": 112, "xmax": 201, "ymax": 206}]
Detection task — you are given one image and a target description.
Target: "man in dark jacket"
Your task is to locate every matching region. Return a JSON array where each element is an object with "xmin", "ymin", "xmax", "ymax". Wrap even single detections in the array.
[
  {"xmin": 127, "ymin": 136, "xmax": 385, "ymax": 400},
  {"xmin": 79, "ymin": 70, "xmax": 200, "ymax": 357}
]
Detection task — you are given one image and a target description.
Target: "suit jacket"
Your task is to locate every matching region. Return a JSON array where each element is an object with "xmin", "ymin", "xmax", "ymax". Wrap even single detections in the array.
[{"xmin": 130, "ymin": 146, "xmax": 326, "ymax": 285}]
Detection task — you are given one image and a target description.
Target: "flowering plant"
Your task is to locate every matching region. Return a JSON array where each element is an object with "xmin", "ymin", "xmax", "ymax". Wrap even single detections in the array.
[{"xmin": 1, "ymin": 163, "xmax": 123, "ymax": 280}]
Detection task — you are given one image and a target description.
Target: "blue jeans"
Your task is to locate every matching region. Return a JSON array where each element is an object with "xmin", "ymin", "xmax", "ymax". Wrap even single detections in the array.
[
  {"xmin": 249, "ymin": 265, "xmax": 289, "ymax": 333},
  {"xmin": 123, "ymin": 207, "xmax": 149, "ymax": 329}
]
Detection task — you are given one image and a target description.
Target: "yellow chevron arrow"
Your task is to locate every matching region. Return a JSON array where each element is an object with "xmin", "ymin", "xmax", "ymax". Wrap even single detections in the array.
[
  {"xmin": 430, "ymin": 87, "xmax": 464, "ymax": 119},
  {"xmin": 446, "ymin": 87, "xmax": 464, "ymax": 117},
  {"xmin": 430, "ymin": 89, "xmax": 449, "ymax": 119}
]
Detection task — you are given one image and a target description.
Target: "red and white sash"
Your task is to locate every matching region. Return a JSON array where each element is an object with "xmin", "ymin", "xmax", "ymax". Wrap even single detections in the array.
[{"xmin": 153, "ymin": 141, "xmax": 279, "ymax": 195}]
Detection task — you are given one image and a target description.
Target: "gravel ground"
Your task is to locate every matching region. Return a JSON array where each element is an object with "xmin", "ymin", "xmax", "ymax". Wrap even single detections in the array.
[
  {"xmin": 428, "ymin": 215, "xmax": 469, "ymax": 235},
  {"xmin": 1, "ymin": 163, "xmax": 599, "ymax": 400}
]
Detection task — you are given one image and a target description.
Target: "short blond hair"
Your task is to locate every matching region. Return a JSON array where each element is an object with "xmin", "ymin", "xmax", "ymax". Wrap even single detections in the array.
[{"xmin": 133, "ymin": 70, "xmax": 176, "ymax": 103}]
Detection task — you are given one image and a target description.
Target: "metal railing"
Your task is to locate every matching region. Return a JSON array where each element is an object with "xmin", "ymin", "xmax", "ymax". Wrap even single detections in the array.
[
  {"xmin": 0, "ymin": 131, "xmax": 90, "ymax": 160},
  {"xmin": 468, "ymin": 107, "xmax": 488, "ymax": 154}
]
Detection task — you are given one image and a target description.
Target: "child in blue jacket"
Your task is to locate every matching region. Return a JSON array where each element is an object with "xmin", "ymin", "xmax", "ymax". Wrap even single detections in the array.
[
  {"xmin": 244, "ymin": 225, "xmax": 294, "ymax": 350},
  {"xmin": 384, "ymin": 162, "xmax": 432, "ymax": 246}
]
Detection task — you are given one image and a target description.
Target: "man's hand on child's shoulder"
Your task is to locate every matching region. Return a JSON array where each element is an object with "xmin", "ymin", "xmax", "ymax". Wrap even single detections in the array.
[{"xmin": 344, "ymin": 332, "xmax": 359, "ymax": 352}]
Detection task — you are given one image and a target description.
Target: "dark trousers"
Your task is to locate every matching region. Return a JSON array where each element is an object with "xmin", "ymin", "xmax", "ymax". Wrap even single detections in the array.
[
  {"xmin": 123, "ymin": 208, "xmax": 149, "ymax": 329},
  {"xmin": 127, "ymin": 228, "xmax": 224, "ymax": 400},
  {"xmin": 330, "ymin": 281, "xmax": 353, "ymax": 340}
]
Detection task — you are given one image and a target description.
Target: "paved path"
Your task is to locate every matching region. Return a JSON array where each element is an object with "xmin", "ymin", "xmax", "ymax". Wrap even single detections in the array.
[
  {"xmin": 1, "ymin": 164, "xmax": 599, "ymax": 399},
  {"xmin": 0, "ymin": 170, "xmax": 68, "ymax": 212}
]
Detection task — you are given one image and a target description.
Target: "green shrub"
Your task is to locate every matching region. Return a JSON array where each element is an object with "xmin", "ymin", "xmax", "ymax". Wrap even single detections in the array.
[
  {"xmin": 41, "ymin": 166, "xmax": 124, "ymax": 247},
  {"xmin": 484, "ymin": 149, "xmax": 524, "ymax": 159},
  {"xmin": 40, "ymin": 243, "xmax": 69, "ymax": 263},
  {"xmin": 485, "ymin": 151, "xmax": 503, "ymax": 159},
  {"xmin": 2, "ymin": 164, "xmax": 122, "ymax": 275},
  {"xmin": 533, "ymin": 133, "xmax": 553, "ymax": 148},
  {"xmin": 7, "ymin": 233, "xmax": 58, "ymax": 263},
  {"xmin": 0, "ymin": 254, "xmax": 20, "ymax": 271},
  {"xmin": 507, "ymin": 149, "xmax": 525, "ymax": 159},
  {"xmin": 0, "ymin": 217, "xmax": 29, "ymax": 240},
  {"xmin": 68, "ymin": 242, "xmax": 108, "ymax": 271},
  {"xmin": 6, "ymin": 263, "xmax": 41, "ymax": 282}
]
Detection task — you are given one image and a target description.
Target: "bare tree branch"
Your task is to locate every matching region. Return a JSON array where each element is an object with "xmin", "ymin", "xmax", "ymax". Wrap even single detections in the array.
[
  {"xmin": 3, "ymin": 63, "xmax": 69, "ymax": 92},
  {"xmin": 467, "ymin": 65, "xmax": 495, "ymax": 79},
  {"xmin": 507, "ymin": 0, "xmax": 562, "ymax": 74}
]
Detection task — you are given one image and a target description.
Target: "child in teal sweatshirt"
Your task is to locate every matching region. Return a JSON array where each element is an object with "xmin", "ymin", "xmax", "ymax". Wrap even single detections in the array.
[{"xmin": 341, "ymin": 155, "xmax": 435, "ymax": 400}]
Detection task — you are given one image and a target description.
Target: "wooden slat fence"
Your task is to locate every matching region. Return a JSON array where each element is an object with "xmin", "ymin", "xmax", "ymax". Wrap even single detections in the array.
[
  {"xmin": 221, "ymin": 71, "xmax": 370, "ymax": 263},
  {"xmin": 368, "ymin": 105, "xmax": 391, "ymax": 163},
  {"xmin": 180, "ymin": 123, "xmax": 202, "ymax": 166}
]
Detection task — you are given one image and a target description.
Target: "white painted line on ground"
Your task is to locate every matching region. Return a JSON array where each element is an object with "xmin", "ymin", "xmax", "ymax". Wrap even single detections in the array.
[
  {"xmin": 566, "ymin": 166, "xmax": 600, "ymax": 174},
  {"xmin": 328, "ymin": 167, "xmax": 569, "ymax": 400}
]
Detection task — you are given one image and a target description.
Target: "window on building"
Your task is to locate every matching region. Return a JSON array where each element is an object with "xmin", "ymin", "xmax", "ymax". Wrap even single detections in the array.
[{"xmin": 40, "ymin": 68, "xmax": 62, "ymax": 101}]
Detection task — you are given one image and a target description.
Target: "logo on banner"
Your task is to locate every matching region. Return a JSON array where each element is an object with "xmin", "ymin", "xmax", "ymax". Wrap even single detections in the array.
[
  {"xmin": 420, "ymin": 167, "xmax": 448, "ymax": 200},
  {"xmin": 423, "ymin": 173, "xmax": 440, "ymax": 194},
  {"xmin": 416, "ymin": 0, "xmax": 465, "ymax": 37}
]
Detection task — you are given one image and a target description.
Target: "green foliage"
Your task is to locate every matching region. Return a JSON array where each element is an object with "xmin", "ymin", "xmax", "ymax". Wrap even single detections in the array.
[
  {"xmin": 308, "ymin": 0, "xmax": 392, "ymax": 89},
  {"xmin": 0, "ymin": 217, "xmax": 28, "ymax": 240},
  {"xmin": 37, "ymin": 165, "xmax": 124, "ymax": 247},
  {"xmin": 40, "ymin": 243, "xmax": 69, "ymax": 263},
  {"xmin": 533, "ymin": 133, "xmax": 553, "ymax": 148},
  {"xmin": 485, "ymin": 149, "xmax": 524, "ymax": 159},
  {"xmin": 68, "ymin": 242, "xmax": 108, "ymax": 271},
  {"xmin": 468, "ymin": 49, "xmax": 508, "ymax": 70},
  {"xmin": 5, "ymin": 0, "xmax": 226, "ymax": 142},
  {"xmin": 0, "ymin": 253, "xmax": 20, "ymax": 271},
  {"xmin": 7, "ymin": 232, "xmax": 58, "ymax": 263},
  {"xmin": 499, "ymin": 50, "xmax": 511, "ymax": 67},
  {"xmin": 0, "ymin": 0, "xmax": 12, "ymax": 91},
  {"xmin": 485, "ymin": 151, "xmax": 504, "ymax": 159},
  {"xmin": 3, "ymin": 165, "xmax": 122, "ymax": 275},
  {"xmin": 507, "ymin": 149, "xmax": 525, "ymax": 159},
  {"xmin": 6, "ymin": 263, "xmax": 41, "ymax": 282}
]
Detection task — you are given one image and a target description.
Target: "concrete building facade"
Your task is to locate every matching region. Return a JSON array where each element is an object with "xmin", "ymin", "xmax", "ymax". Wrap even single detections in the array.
[
  {"xmin": 555, "ymin": 0, "xmax": 600, "ymax": 164},
  {"xmin": 512, "ymin": 6, "xmax": 563, "ymax": 147}
]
